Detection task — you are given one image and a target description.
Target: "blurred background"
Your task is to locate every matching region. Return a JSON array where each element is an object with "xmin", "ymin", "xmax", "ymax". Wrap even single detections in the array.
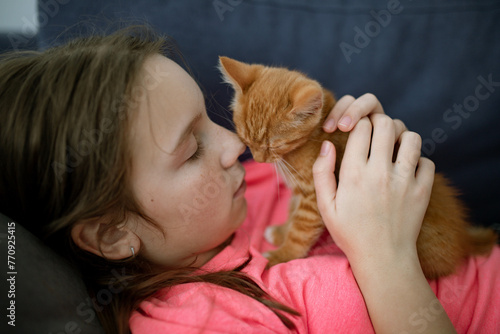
[{"xmin": 0, "ymin": 0, "xmax": 39, "ymax": 52}]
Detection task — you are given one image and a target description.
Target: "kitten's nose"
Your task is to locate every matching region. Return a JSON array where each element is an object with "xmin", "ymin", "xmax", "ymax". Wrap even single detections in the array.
[{"xmin": 252, "ymin": 150, "xmax": 267, "ymax": 163}]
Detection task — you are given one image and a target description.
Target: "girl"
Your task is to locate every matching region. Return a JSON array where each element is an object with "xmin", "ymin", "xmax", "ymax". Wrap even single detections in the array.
[{"xmin": 0, "ymin": 27, "xmax": 498, "ymax": 334}]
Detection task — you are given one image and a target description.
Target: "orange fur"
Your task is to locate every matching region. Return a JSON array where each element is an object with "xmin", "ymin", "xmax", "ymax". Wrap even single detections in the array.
[{"xmin": 219, "ymin": 56, "xmax": 498, "ymax": 278}]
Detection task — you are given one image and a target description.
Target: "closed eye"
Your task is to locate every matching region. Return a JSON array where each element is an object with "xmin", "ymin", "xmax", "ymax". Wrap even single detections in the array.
[
  {"xmin": 269, "ymin": 143, "xmax": 285, "ymax": 151},
  {"xmin": 187, "ymin": 138, "xmax": 205, "ymax": 161}
]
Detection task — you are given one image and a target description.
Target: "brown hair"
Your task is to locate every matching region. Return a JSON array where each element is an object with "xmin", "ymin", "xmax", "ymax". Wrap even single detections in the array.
[{"xmin": 0, "ymin": 26, "xmax": 298, "ymax": 333}]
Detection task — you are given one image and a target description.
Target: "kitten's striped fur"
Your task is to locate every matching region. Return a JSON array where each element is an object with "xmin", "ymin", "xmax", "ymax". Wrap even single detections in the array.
[{"xmin": 219, "ymin": 56, "xmax": 497, "ymax": 278}]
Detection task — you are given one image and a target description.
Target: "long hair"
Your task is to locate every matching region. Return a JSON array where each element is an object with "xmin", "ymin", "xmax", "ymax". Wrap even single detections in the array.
[{"xmin": 0, "ymin": 27, "xmax": 298, "ymax": 333}]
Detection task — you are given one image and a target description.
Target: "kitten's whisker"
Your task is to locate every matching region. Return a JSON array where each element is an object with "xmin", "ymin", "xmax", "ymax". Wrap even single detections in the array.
[
  {"xmin": 284, "ymin": 164, "xmax": 301, "ymax": 192},
  {"xmin": 276, "ymin": 160, "xmax": 290, "ymax": 187},
  {"xmin": 280, "ymin": 159, "xmax": 306, "ymax": 193},
  {"xmin": 272, "ymin": 162, "xmax": 281, "ymax": 201},
  {"xmin": 281, "ymin": 158, "xmax": 306, "ymax": 183},
  {"xmin": 275, "ymin": 160, "xmax": 284, "ymax": 186},
  {"xmin": 275, "ymin": 160, "xmax": 286, "ymax": 183},
  {"xmin": 277, "ymin": 159, "xmax": 303, "ymax": 193}
]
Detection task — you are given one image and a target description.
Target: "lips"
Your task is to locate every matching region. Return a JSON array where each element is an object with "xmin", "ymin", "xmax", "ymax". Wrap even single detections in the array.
[{"xmin": 233, "ymin": 177, "xmax": 247, "ymax": 198}]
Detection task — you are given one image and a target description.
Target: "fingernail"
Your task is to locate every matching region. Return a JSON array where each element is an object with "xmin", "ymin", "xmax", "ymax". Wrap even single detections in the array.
[
  {"xmin": 323, "ymin": 118, "xmax": 336, "ymax": 132},
  {"xmin": 320, "ymin": 141, "xmax": 331, "ymax": 157},
  {"xmin": 338, "ymin": 116, "xmax": 352, "ymax": 129}
]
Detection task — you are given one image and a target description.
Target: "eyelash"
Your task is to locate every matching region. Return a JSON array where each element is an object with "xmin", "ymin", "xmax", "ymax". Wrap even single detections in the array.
[{"xmin": 188, "ymin": 138, "xmax": 205, "ymax": 161}]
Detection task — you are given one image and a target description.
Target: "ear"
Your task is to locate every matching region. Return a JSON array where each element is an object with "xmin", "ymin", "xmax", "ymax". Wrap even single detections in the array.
[
  {"xmin": 290, "ymin": 85, "xmax": 324, "ymax": 121},
  {"xmin": 218, "ymin": 56, "xmax": 259, "ymax": 93},
  {"xmin": 71, "ymin": 219, "xmax": 140, "ymax": 260}
]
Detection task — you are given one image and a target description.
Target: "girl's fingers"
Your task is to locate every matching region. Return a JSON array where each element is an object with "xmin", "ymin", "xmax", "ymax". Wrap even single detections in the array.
[
  {"xmin": 394, "ymin": 131, "xmax": 422, "ymax": 177},
  {"xmin": 337, "ymin": 93, "xmax": 385, "ymax": 132},
  {"xmin": 342, "ymin": 117, "xmax": 372, "ymax": 167},
  {"xmin": 393, "ymin": 119, "xmax": 407, "ymax": 142},
  {"xmin": 415, "ymin": 157, "xmax": 435, "ymax": 188},
  {"xmin": 369, "ymin": 114, "xmax": 396, "ymax": 166},
  {"xmin": 392, "ymin": 119, "xmax": 408, "ymax": 161},
  {"xmin": 323, "ymin": 95, "xmax": 356, "ymax": 132},
  {"xmin": 313, "ymin": 141, "xmax": 338, "ymax": 213}
]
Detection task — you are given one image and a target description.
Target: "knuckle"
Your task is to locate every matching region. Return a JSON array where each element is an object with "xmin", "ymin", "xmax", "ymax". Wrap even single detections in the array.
[
  {"xmin": 409, "ymin": 131, "xmax": 422, "ymax": 144},
  {"xmin": 362, "ymin": 92, "xmax": 377, "ymax": 102},
  {"xmin": 412, "ymin": 132, "xmax": 423, "ymax": 151},
  {"xmin": 402, "ymin": 131, "xmax": 421, "ymax": 147},
  {"xmin": 393, "ymin": 118, "xmax": 405, "ymax": 127},
  {"xmin": 421, "ymin": 157, "xmax": 436, "ymax": 172},
  {"xmin": 340, "ymin": 94, "xmax": 356, "ymax": 103},
  {"xmin": 312, "ymin": 160, "xmax": 325, "ymax": 176},
  {"xmin": 357, "ymin": 116, "xmax": 372, "ymax": 128},
  {"xmin": 420, "ymin": 156, "xmax": 431, "ymax": 164},
  {"xmin": 428, "ymin": 158, "xmax": 436, "ymax": 171},
  {"xmin": 374, "ymin": 114, "xmax": 394, "ymax": 130},
  {"xmin": 333, "ymin": 95, "xmax": 356, "ymax": 117},
  {"xmin": 351, "ymin": 116, "xmax": 372, "ymax": 134},
  {"xmin": 348, "ymin": 103, "xmax": 364, "ymax": 118},
  {"xmin": 393, "ymin": 119, "xmax": 407, "ymax": 133}
]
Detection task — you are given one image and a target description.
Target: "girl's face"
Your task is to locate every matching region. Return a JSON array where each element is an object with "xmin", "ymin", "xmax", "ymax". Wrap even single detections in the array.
[{"xmin": 129, "ymin": 54, "xmax": 247, "ymax": 268}]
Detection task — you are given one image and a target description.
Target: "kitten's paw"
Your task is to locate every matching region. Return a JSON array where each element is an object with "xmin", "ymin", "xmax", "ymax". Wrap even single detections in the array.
[
  {"xmin": 263, "ymin": 250, "xmax": 287, "ymax": 267},
  {"xmin": 263, "ymin": 246, "xmax": 310, "ymax": 267},
  {"xmin": 264, "ymin": 225, "xmax": 287, "ymax": 246},
  {"xmin": 264, "ymin": 226, "xmax": 277, "ymax": 245}
]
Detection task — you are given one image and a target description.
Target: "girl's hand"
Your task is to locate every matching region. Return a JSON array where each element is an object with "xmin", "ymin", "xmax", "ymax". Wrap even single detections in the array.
[
  {"xmin": 323, "ymin": 93, "xmax": 385, "ymax": 133},
  {"xmin": 313, "ymin": 113, "xmax": 435, "ymax": 268},
  {"xmin": 313, "ymin": 114, "xmax": 455, "ymax": 333}
]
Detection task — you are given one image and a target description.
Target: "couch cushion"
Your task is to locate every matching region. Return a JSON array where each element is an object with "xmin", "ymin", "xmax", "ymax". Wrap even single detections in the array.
[{"xmin": 0, "ymin": 214, "xmax": 104, "ymax": 333}]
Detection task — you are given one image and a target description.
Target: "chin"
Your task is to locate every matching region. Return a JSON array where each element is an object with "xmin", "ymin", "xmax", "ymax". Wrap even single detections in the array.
[{"xmin": 235, "ymin": 200, "xmax": 248, "ymax": 227}]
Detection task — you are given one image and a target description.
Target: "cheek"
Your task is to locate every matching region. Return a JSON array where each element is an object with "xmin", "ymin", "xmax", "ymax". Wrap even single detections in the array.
[{"xmin": 178, "ymin": 170, "xmax": 232, "ymax": 220}]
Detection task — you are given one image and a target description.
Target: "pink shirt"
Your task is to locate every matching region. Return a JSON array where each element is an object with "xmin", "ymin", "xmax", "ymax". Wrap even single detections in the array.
[{"xmin": 130, "ymin": 161, "xmax": 500, "ymax": 333}]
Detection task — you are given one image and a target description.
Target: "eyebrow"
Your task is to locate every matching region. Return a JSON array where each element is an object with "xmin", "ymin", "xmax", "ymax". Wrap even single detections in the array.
[{"xmin": 171, "ymin": 112, "xmax": 202, "ymax": 154}]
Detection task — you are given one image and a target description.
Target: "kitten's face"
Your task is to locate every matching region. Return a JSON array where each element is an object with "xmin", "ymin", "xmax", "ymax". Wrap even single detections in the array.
[{"xmin": 219, "ymin": 57, "xmax": 324, "ymax": 163}]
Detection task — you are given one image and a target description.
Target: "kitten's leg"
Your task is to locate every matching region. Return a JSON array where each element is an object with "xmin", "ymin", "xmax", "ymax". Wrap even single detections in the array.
[
  {"xmin": 264, "ymin": 194, "xmax": 324, "ymax": 267},
  {"xmin": 265, "ymin": 195, "xmax": 300, "ymax": 246}
]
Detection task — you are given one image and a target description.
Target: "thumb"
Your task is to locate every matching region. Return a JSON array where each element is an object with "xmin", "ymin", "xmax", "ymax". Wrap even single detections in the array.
[{"xmin": 313, "ymin": 141, "xmax": 337, "ymax": 215}]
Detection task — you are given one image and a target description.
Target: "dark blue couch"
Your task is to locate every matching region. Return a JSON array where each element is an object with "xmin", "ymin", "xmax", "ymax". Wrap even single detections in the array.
[
  {"xmin": 1, "ymin": 1, "xmax": 499, "ymax": 332},
  {"xmin": 36, "ymin": 0, "xmax": 500, "ymax": 229}
]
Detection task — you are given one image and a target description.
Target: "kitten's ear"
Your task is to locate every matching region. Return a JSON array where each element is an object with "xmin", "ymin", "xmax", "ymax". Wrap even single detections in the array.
[
  {"xmin": 290, "ymin": 85, "xmax": 324, "ymax": 121},
  {"xmin": 218, "ymin": 56, "xmax": 258, "ymax": 93}
]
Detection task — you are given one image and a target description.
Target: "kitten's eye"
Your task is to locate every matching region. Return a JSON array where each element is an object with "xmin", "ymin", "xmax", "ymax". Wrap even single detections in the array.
[
  {"xmin": 270, "ymin": 143, "xmax": 285, "ymax": 150},
  {"xmin": 187, "ymin": 138, "xmax": 205, "ymax": 162},
  {"xmin": 284, "ymin": 99, "xmax": 292, "ymax": 111}
]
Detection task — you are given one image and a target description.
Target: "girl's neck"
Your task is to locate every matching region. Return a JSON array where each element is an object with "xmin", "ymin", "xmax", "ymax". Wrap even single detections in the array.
[{"xmin": 178, "ymin": 233, "xmax": 235, "ymax": 269}]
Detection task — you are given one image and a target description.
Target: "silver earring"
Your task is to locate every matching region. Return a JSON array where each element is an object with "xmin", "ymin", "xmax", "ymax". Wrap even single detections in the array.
[{"xmin": 130, "ymin": 246, "xmax": 135, "ymax": 257}]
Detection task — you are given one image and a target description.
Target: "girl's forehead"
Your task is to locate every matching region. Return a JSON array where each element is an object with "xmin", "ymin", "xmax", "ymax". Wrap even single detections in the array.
[
  {"xmin": 141, "ymin": 54, "xmax": 196, "ymax": 91},
  {"xmin": 129, "ymin": 55, "xmax": 204, "ymax": 159},
  {"xmin": 142, "ymin": 54, "xmax": 203, "ymax": 110}
]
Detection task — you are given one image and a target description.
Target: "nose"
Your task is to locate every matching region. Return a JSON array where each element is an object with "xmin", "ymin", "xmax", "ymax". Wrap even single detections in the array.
[
  {"xmin": 252, "ymin": 150, "xmax": 267, "ymax": 163},
  {"xmin": 219, "ymin": 127, "xmax": 246, "ymax": 169}
]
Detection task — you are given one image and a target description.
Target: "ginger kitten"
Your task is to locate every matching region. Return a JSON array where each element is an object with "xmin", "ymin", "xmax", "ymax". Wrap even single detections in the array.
[{"xmin": 218, "ymin": 56, "xmax": 497, "ymax": 279}]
